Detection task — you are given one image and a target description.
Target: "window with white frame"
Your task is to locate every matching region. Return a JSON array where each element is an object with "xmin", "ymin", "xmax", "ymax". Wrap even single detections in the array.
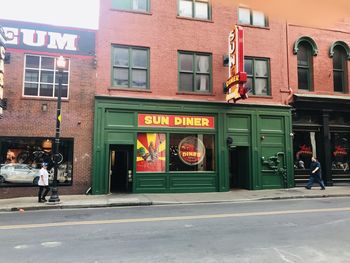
[
  {"xmin": 24, "ymin": 55, "xmax": 69, "ymax": 98},
  {"xmin": 238, "ymin": 7, "xmax": 268, "ymax": 27},
  {"xmin": 178, "ymin": 0, "xmax": 210, "ymax": 20}
]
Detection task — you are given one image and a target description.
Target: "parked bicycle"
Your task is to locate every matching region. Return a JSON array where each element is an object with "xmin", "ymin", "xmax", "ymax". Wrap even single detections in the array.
[{"xmin": 16, "ymin": 147, "xmax": 63, "ymax": 169}]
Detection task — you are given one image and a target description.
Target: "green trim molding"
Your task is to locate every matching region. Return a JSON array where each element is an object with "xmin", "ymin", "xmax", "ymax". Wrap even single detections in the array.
[
  {"xmin": 293, "ymin": 36, "xmax": 318, "ymax": 56},
  {"xmin": 92, "ymin": 96, "xmax": 294, "ymax": 194},
  {"xmin": 329, "ymin": 41, "xmax": 350, "ymax": 59}
]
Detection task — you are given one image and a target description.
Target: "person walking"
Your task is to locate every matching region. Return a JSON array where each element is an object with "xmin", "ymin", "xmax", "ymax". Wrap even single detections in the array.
[
  {"xmin": 38, "ymin": 162, "xmax": 50, "ymax": 202},
  {"xmin": 305, "ymin": 157, "xmax": 326, "ymax": 190}
]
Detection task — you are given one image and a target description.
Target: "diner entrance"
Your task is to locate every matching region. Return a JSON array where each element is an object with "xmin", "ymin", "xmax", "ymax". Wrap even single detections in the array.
[{"xmin": 109, "ymin": 145, "xmax": 133, "ymax": 193}]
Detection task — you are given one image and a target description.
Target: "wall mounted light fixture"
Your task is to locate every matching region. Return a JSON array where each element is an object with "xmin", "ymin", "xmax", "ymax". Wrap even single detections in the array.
[{"xmin": 41, "ymin": 103, "xmax": 48, "ymax": 112}]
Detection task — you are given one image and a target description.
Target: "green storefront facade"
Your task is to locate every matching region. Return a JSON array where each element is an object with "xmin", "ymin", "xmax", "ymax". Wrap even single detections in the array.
[{"xmin": 92, "ymin": 96, "xmax": 294, "ymax": 194}]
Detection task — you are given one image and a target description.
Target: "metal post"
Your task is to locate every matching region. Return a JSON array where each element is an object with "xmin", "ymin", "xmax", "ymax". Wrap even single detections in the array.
[{"xmin": 49, "ymin": 57, "xmax": 64, "ymax": 203}]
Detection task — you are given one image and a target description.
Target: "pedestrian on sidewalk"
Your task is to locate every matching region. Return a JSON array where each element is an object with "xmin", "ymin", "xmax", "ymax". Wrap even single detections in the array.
[
  {"xmin": 38, "ymin": 163, "xmax": 50, "ymax": 202},
  {"xmin": 305, "ymin": 157, "xmax": 326, "ymax": 190}
]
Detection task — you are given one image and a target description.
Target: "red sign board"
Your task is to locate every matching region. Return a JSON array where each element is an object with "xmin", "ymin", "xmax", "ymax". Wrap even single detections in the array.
[
  {"xmin": 226, "ymin": 25, "xmax": 248, "ymax": 102},
  {"xmin": 178, "ymin": 136, "xmax": 205, "ymax": 165},
  {"xmin": 138, "ymin": 114, "xmax": 215, "ymax": 129}
]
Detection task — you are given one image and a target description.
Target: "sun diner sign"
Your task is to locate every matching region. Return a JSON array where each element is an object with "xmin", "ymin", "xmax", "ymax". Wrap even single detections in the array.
[
  {"xmin": 138, "ymin": 114, "xmax": 215, "ymax": 129},
  {"xmin": 225, "ymin": 25, "xmax": 247, "ymax": 103}
]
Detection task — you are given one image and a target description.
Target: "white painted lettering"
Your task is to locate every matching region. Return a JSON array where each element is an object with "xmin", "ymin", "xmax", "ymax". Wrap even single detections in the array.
[
  {"xmin": 47, "ymin": 32, "xmax": 78, "ymax": 51},
  {"xmin": 2, "ymin": 27, "xmax": 19, "ymax": 45},
  {"xmin": 21, "ymin": 29, "xmax": 47, "ymax": 47}
]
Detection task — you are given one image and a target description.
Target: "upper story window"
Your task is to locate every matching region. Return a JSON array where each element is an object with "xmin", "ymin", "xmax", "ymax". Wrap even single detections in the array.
[
  {"xmin": 178, "ymin": 0, "xmax": 211, "ymax": 20},
  {"xmin": 294, "ymin": 36, "xmax": 318, "ymax": 91},
  {"xmin": 297, "ymin": 42, "xmax": 313, "ymax": 91},
  {"xmin": 332, "ymin": 46, "xmax": 348, "ymax": 93},
  {"xmin": 24, "ymin": 55, "xmax": 69, "ymax": 98},
  {"xmin": 244, "ymin": 57, "xmax": 270, "ymax": 96},
  {"xmin": 178, "ymin": 51, "xmax": 211, "ymax": 93},
  {"xmin": 238, "ymin": 7, "xmax": 268, "ymax": 27},
  {"xmin": 112, "ymin": 0, "xmax": 149, "ymax": 12},
  {"xmin": 112, "ymin": 45, "xmax": 149, "ymax": 89}
]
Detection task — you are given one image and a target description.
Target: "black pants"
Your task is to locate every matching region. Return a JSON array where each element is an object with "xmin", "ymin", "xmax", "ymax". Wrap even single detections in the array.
[{"xmin": 38, "ymin": 186, "xmax": 50, "ymax": 201}]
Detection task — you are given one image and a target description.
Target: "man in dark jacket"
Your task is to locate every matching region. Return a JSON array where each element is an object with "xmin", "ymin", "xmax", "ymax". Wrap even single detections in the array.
[{"xmin": 305, "ymin": 157, "xmax": 326, "ymax": 190}]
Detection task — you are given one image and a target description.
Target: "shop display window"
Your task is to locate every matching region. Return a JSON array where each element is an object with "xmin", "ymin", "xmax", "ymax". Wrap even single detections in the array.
[
  {"xmin": 331, "ymin": 133, "xmax": 349, "ymax": 172},
  {"xmin": 169, "ymin": 134, "xmax": 215, "ymax": 172},
  {"xmin": 136, "ymin": 133, "xmax": 166, "ymax": 172},
  {"xmin": 293, "ymin": 131, "xmax": 317, "ymax": 171},
  {"xmin": 0, "ymin": 137, "xmax": 73, "ymax": 187}
]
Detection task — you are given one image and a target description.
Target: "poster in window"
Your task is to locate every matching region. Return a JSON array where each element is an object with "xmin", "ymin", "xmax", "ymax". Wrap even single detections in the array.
[
  {"xmin": 136, "ymin": 133, "xmax": 166, "ymax": 172},
  {"xmin": 178, "ymin": 136, "xmax": 205, "ymax": 166}
]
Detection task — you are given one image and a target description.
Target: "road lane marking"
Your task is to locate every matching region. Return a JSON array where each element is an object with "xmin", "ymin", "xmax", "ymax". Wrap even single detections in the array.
[
  {"xmin": 41, "ymin": 241, "xmax": 62, "ymax": 248},
  {"xmin": 1, "ymin": 207, "xmax": 350, "ymax": 230}
]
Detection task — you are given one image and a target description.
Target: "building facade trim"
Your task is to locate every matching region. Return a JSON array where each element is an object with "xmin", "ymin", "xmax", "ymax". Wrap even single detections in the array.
[
  {"xmin": 293, "ymin": 36, "xmax": 318, "ymax": 56},
  {"xmin": 329, "ymin": 40, "xmax": 350, "ymax": 59}
]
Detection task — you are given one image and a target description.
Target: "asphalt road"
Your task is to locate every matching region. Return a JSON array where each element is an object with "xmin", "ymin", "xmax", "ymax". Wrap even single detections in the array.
[{"xmin": 1, "ymin": 197, "xmax": 350, "ymax": 263}]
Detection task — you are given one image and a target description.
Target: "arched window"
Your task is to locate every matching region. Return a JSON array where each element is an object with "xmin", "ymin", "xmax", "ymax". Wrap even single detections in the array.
[
  {"xmin": 332, "ymin": 45, "xmax": 348, "ymax": 93},
  {"xmin": 297, "ymin": 42, "xmax": 313, "ymax": 90}
]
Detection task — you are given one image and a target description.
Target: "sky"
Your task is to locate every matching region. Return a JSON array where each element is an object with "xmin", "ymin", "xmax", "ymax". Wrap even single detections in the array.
[
  {"xmin": 0, "ymin": 0, "xmax": 99, "ymax": 29},
  {"xmin": 0, "ymin": 0, "xmax": 348, "ymax": 30},
  {"xmin": 219, "ymin": 0, "xmax": 350, "ymax": 26}
]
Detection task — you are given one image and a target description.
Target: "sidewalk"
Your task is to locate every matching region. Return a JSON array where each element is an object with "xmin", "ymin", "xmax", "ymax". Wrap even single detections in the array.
[{"xmin": 0, "ymin": 186, "xmax": 349, "ymax": 212}]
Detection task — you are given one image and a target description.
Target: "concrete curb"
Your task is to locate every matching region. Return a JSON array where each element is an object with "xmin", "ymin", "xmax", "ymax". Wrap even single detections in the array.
[{"xmin": 2, "ymin": 193, "xmax": 350, "ymax": 212}]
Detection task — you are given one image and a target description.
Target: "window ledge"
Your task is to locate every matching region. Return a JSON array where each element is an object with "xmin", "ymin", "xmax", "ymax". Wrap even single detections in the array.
[
  {"xmin": 238, "ymin": 24, "xmax": 270, "ymax": 30},
  {"xmin": 21, "ymin": 96, "xmax": 69, "ymax": 101},
  {"xmin": 176, "ymin": 16, "xmax": 213, "ymax": 23},
  {"xmin": 176, "ymin": 91, "xmax": 214, "ymax": 96},
  {"xmin": 249, "ymin": 95, "xmax": 272, "ymax": 98},
  {"xmin": 109, "ymin": 87, "xmax": 152, "ymax": 93},
  {"xmin": 110, "ymin": 8, "xmax": 152, "ymax": 16}
]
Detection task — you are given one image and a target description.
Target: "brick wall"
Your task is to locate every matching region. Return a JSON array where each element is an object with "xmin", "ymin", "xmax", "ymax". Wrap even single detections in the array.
[
  {"xmin": 0, "ymin": 50, "xmax": 95, "ymax": 198},
  {"xmin": 288, "ymin": 23, "xmax": 350, "ymax": 95},
  {"xmin": 96, "ymin": 0, "xmax": 289, "ymax": 105}
]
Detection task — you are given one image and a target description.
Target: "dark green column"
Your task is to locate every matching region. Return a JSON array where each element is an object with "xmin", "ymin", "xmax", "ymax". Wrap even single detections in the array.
[{"xmin": 321, "ymin": 110, "xmax": 333, "ymax": 186}]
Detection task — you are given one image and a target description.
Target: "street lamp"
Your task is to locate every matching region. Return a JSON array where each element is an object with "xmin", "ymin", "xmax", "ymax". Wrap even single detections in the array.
[{"xmin": 49, "ymin": 55, "xmax": 66, "ymax": 203}]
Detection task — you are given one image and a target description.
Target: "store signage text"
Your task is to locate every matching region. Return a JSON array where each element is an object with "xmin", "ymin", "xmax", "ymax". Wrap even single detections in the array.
[
  {"xmin": 178, "ymin": 136, "xmax": 205, "ymax": 165},
  {"xmin": 1, "ymin": 27, "xmax": 78, "ymax": 51},
  {"xmin": 138, "ymin": 114, "xmax": 215, "ymax": 129},
  {"xmin": 225, "ymin": 25, "xmax": 247, "ymax": 103},
  {"xmin": 0, "ymin": 20, "xmax": 96, "ymax": 56}
]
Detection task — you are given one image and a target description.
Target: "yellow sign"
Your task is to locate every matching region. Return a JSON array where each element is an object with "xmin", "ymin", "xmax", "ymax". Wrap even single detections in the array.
[{"xmin": 225, "ymin": 86, "xmax": 240, "ymax": 101}]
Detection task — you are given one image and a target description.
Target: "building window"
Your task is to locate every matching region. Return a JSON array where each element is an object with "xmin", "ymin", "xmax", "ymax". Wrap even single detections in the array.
[
  {"xmin": 136, "ymin": 133, "xmax": 166, "ymax": 172},
  {"xmin": 297, "ymin": 42, "xmax": 313, "ymax": 90},
  {"xmin": 112, "ymin": 0, "xmax": 149, "ymax": 12},
  {"xmin": 238, "ymin": 7, "xmax": 268, "ymax": 27},
  {"xmin": 112, "ymin": 45, "xmax": 149, "ymax": 89},
  {"xmin": 169, "ymin": 134, "xmax": 215, "ymax": 171},
  {"xmin": 293, "ymin": 131, "xmax": 316, "ymax": 171},
  {"xmin": 0, "ymin": 137, "xmax": 73, "ymax": 187},
  {"xmin": 331, "ymin": 132, "xmax": 349, "ymax": 172},
  {"xmin": 178, "ymin": 0, "xmax": 211, "ymax": 20},
  {"xmin": 24, "ymin": 55, "xmax": 69, "ymax": 98},
  {"xmin": 244, "ymin": 57, "xmax": 270, "ymax": 96},
  {"xmin": 333, "ymin": 46, "xmax": 348, "ymax": 93},
  {"xmin": 178, "ymin": 51, "xmax": 211, "ymax": 93}
]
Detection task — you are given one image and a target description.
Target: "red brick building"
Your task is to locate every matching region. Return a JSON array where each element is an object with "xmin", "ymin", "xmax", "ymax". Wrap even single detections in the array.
[
  {"xmin": 91, "ymin": 1, "xmax": 295, "ymax": 194},
  {"xmin": 0, "ymin": 20, "xmax": 96, "ymax": 198},
  {"xmin": 287, "ymin": 20, "xmax": 350, "ymax": 185},
  {"xmin": 2, "ymin": 1, "xmax": 349, "ymax": 197}
]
